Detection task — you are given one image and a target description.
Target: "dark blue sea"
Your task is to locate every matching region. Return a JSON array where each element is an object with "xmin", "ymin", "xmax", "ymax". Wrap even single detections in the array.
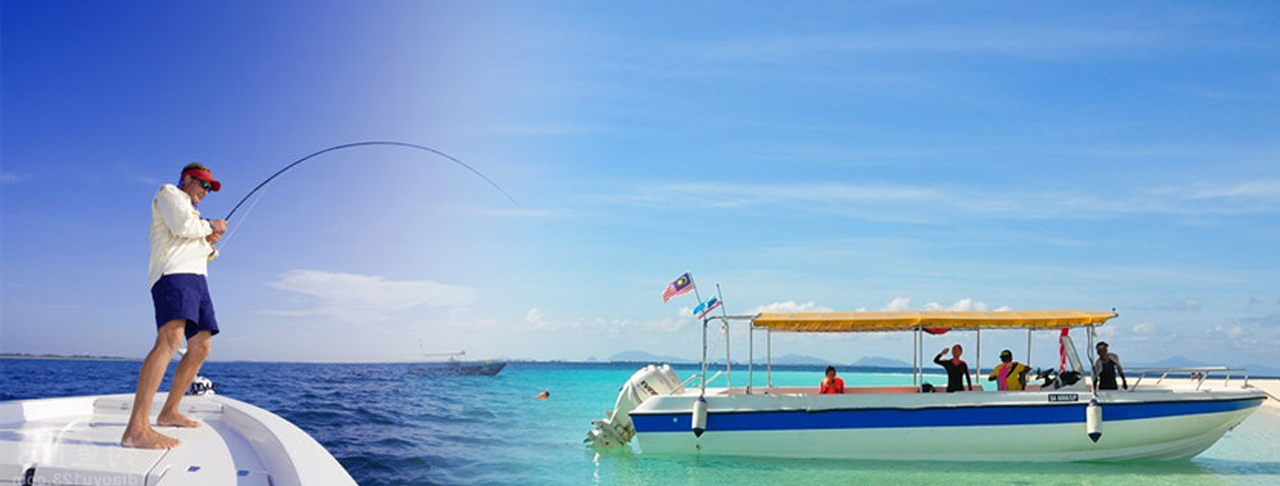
[{"xmin": 3, "ymin": 358, "xmax": 1278, "ymax": 485}]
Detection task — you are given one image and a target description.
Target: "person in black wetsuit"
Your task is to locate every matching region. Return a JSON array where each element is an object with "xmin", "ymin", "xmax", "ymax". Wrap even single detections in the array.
[
  {"xmin": 933, "ymin": 344, "xmax": 973, "ymax": 392},
  {"xmin": 1093, "ymin": 341, "xmax": 1128, "ymax": 391}
]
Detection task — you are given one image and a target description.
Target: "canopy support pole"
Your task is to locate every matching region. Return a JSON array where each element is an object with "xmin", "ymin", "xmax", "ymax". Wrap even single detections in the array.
[
  {"xmin": 748, "ymin": 325, "xmax": 754, "ymax": 395},
  {"xmin": 913, "ymin": 327, "xmax": 920, "ymax": 387},
  {"xmin": 1027, "ymin": 329, "xmax": 1033, "ymax": 367},
  {"xmin": 725, "ymin": 320, "xmax": 732, "ymax": 390},
  {"xmin": 700, "ymin": 318, "xmax": 708, "ymax": 395},
  {"xmin": 1088, "ymin": 326, "xmax": 1096, "ymax": 376},
  {"xmin": 975, "ymin": 329, "xmax": 982, "ymax": 384},
  {"xmin": 767, "ymin": 329, "xmax": 773, "ymax": 390}
]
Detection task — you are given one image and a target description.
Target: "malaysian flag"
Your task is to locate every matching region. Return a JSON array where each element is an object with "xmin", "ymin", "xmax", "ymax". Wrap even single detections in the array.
[{"xmin": 661, "ymin": 272, "xmax": 695, "ymax": 303}]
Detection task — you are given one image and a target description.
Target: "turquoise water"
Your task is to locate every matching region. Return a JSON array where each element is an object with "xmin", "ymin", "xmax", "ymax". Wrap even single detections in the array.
[{"xmin": 2, "ymin": 359, "xmax": 1278, "ymax": 485}]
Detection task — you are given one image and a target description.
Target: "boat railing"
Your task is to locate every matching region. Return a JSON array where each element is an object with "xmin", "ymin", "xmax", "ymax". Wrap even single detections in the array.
[
  {"xmin": 1127, "ymin": 366, "xmax": 1250, "ymax": 391},
  {"xmin": 679, "ymin": 369, "xmax": 725, "ymax": 393}
]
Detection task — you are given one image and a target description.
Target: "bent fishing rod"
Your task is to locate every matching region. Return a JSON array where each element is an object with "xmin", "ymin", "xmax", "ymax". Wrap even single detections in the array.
[{"xmin": 209, "ymin": 141, "xmax": 518, "ymax": 257}]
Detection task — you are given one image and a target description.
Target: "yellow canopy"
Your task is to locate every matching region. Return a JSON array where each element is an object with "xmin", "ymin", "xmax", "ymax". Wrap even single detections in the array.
[{"xmin": 752, "ymin": 310, "xmax": 1116, "ymax": 333}]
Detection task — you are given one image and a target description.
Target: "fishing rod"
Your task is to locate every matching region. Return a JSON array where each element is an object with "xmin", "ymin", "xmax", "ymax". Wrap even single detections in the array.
[
  {"xmin": 210, "ymin": 140, "xmax": 519, "ymax": 256},
  {"xmin": 224, "ymin": 140, "xmax": 519, "ymax": 221}
]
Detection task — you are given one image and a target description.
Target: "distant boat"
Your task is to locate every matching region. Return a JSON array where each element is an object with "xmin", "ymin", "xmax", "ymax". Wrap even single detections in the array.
[{"xmin": 410, "ymin": 351, "xmax": 506, "ymax": 376}]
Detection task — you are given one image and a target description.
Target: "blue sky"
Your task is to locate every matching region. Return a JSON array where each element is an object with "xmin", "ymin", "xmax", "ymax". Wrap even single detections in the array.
[{"xmin": 3, "ymin": 1, "xmax": 1279, "ymax": 370}]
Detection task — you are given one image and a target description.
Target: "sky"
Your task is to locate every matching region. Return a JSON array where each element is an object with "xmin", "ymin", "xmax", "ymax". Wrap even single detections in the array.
[{"xmin": 3, "ymin": 1, "xmax": 1279, "ymax": 371}]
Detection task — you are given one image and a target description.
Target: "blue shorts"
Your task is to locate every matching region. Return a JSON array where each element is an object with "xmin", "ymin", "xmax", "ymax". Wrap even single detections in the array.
[{"xmin": 151, "ymin": 273, "xmax": 219, "ymax": 339}]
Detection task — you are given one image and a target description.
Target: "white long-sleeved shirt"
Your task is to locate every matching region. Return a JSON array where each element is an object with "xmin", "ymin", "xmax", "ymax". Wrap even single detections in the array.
[{"xmin": 148, "ymin": 184, "xmax": 213, "ymax": 288}]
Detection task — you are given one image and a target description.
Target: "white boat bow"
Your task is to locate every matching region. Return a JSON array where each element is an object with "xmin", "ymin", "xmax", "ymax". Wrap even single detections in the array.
[{"xmin": 1, "ymin": 392, "xmax": 356, "ymax": 485}]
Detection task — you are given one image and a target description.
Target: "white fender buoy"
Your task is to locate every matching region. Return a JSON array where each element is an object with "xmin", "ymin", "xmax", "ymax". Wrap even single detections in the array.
[
  {"xmin": 1086, "ymin": 398, "xmax": 1103, "ymax": 443},
  {"xmin": 692, "ymin": 396, "xmax": 708, "ymax": 437}
]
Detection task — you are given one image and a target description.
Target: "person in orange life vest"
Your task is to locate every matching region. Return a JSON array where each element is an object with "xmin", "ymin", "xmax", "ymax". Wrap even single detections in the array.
[
  {"xmin": 820, "ymin": 365, "xmax": 845, "ymax": 394},
  {"xmin": 987, "ymin": 349, "xmax": 1030, "ymax": 391}
]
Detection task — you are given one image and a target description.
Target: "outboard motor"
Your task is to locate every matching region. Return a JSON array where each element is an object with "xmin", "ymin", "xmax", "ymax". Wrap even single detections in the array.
[
  {"xmin": 586, "ymin": 364, "xmax": 682, "ymax": 448},
  {"xmin": 186, "ymin": 375, "xmax": 216, "ymax": 396}
]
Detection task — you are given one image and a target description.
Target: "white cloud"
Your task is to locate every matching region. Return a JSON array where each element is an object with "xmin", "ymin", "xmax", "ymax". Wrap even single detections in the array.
[
  {"xmin": 691, "ymin": 25, "xmax": 1164, "ymax": 63},
  {"xmin": 1095, "ymin": 324, "xmax": 1118, "ymax": 339},
  {"xmin": 1132, "ymin": 322, "xmax": 1156, "ymax": 335},
  {"xmin": 1151, "ymin": 298, "xmax": 1201, "ymax": 312},
  {"xmin": 1210, "ymin": 324, "xmax": 1244, "ymax": 340},
  {"xmin": 524, "ymin": 307, "xmax": 692, "ymax": 335},
  {"xmin": 614, "ymin": 178, "xmax": 1280, "ymax": 223},
  {"xmin": 445, "ymin": 306, "xmax": 497, "ymax": 329},
  {"xmin": 883, "ymin": 297, "xmax": 912, "ymax": 311},
  {"xmin": 1, "ymin": 172, "xmax": 27, "ymax": 184},
  {"xmin": 746, "ymin": 301, "xmax": 834, "ymax": 314},
  {"xmin": 267, "ymin": 269, "xmax": 477, "ymax": 323},
  {"xmin": 1194, "ymin": 179, "xmax": 1280, "ymax": 200},
  {"xmin": 922, "ymin": 298, "xmax": 990, "ymax": 312},
  {"xmin": 525, "ymin": 307, "xmax": 546, "ymax": 326}
]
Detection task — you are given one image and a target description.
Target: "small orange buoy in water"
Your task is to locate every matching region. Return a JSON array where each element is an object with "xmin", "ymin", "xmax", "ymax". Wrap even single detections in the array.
[{"xmin": 535, "ymin": 390, "xmax": 550, "ymax": 400}]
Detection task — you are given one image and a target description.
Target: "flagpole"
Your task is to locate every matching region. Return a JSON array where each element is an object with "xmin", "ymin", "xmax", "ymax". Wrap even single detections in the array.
[
  {"xmin": 689, "ymin": 272, "xmax": 709, "ymax": 395},
  {"xmin": 688, "ymin": 272, "xmax": 705, "ymax": 311},
  {"xmin": 716, "ymin": 284, "xmax": 730, "ymax": 390}
]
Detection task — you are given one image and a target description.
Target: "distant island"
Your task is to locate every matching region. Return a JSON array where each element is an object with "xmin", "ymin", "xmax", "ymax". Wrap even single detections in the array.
[
  {"xmin": 1, "ymin": 352, "xmax": 138, "ymax": 362},
  {"xmin": 605, "ymin": 350, "xmax": 914, "ymax": 368},
  {"xmin": 607, "ymin": 350, "xmax": 696, "ymax": 363},
  {"xmin": 852, "ymin": 356, "xmax": 913, "ymax": 368}
]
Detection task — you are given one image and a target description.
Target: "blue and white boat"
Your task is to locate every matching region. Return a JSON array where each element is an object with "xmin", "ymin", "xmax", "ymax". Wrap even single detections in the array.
[{"xmin": 587, "ymin": 310, "xmax": 1268, "ymax": 461}]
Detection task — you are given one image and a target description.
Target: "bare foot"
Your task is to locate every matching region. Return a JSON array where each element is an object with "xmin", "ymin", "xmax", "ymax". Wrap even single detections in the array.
[
  {"xmin": 121, "ymin": 427, "xmax": 181, "ymax": 449},
  {"xmin": 156, "ymin": 411, "xmax": 201, "ymax": 428}
]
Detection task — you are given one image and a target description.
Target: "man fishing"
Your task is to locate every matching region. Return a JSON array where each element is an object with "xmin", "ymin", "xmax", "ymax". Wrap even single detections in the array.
[{"xmin": 121, "ymin": 163, "xmax": 227, "ymax": 449}]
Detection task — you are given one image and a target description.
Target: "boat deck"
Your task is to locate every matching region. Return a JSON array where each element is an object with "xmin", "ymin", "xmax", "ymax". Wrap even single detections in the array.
[{"xmin": 0, "ymin": 393, "xmax": 353, "ymax": 486}]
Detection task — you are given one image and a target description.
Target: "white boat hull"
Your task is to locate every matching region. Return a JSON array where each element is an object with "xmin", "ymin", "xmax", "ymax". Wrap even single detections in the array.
[
  {"xmin": 628, "ymin": 388, "xmax": 1266, "ymax": 461},
  {"xmin": 0, "ymin": 393, "xmax": 356, "ymax": 485}
]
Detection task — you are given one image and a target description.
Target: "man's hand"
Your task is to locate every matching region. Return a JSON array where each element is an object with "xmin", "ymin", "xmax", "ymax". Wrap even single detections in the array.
[{"xmin": 206, "ymin": 219, "xmax": 227, "ymax": 244}]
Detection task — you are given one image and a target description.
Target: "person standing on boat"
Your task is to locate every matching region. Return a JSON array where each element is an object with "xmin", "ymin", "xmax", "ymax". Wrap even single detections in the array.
[
  {"xmin": 934, "ymin": 345, "xmax": 973, "ymax": 392},
  {"xmin": 121, "ymin": 163, "xmax": 226, "ymax": 449},
  {"xmin": 1093, "ymin": 341, "xmax": 1128, "ymax": 391},
  {"xmin": 820, "ymin": 365, "xmax": 845, "ymax": 394},
  {"xmin": 988, "ymin": 349, "xmax": 1030, "ymax": 391}
]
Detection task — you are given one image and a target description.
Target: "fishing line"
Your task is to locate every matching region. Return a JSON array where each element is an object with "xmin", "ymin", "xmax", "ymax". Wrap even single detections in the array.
[
  {"xmin": 214, "ymin": 179, "xmax": 271, "ymax": 254},
  {"xmin": 214, "ymin": 140, "xmax": 519, "ymax": 252}
]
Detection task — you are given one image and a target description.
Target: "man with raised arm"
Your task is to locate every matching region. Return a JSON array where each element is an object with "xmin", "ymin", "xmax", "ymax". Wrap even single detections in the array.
[{"xmin": 121, "ymin": 163, "xmax": 227, "ymax": 449}]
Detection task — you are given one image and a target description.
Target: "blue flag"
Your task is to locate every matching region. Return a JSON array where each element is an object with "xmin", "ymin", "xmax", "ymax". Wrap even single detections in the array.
[{"xmin": 694, "ymin": 296, "xmax": 722, "ymax": 319}]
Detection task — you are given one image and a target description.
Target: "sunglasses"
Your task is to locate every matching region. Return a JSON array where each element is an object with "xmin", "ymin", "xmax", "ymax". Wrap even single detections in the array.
[{"xmin": 193, "ymin": 179, "xmax": 212, "ymax": 190}]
